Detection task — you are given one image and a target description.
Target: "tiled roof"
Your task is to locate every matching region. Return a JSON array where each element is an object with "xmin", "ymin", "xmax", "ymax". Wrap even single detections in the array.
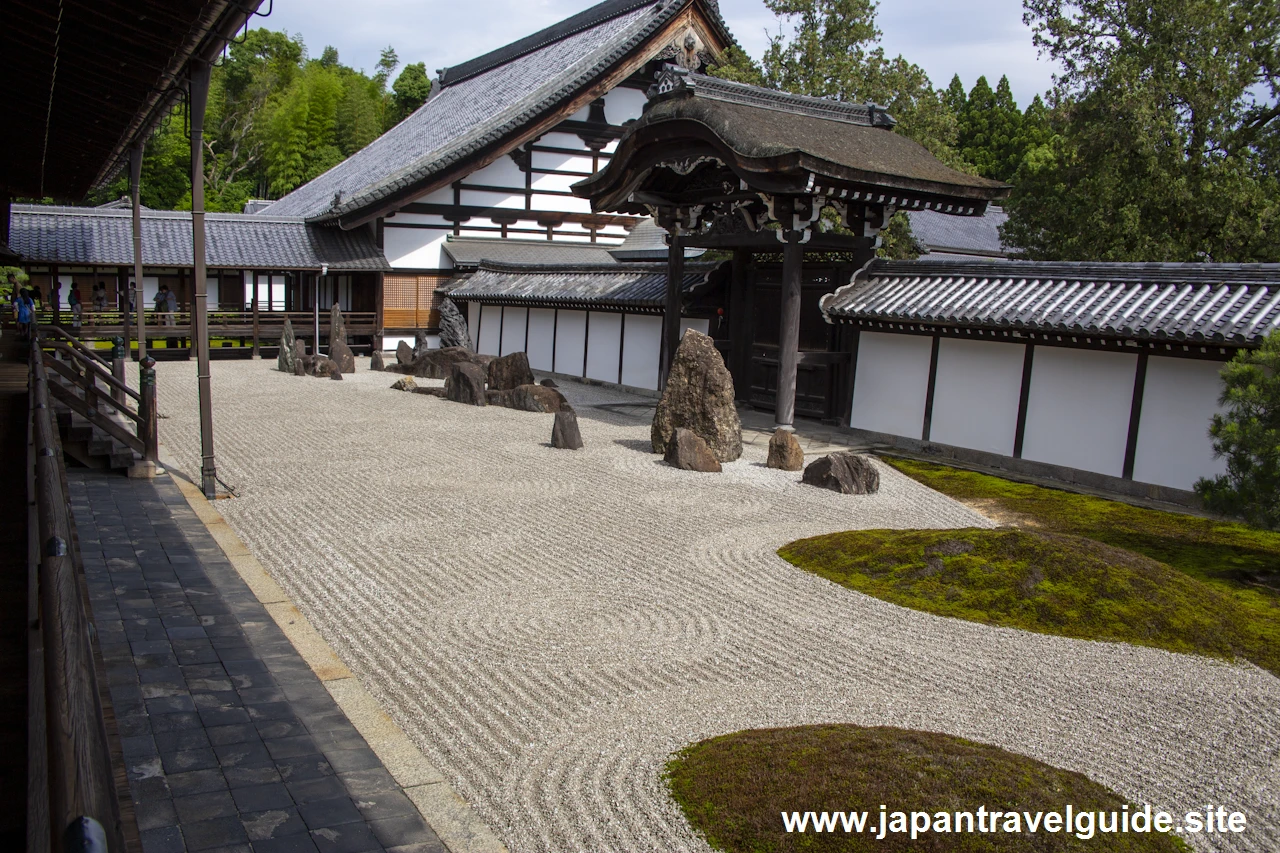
[
  {"xmin": 909, "ymin": 205, "xmax": 1009, "ymax": 257},
  {"xmin": 442, "ymin": 237, "xmax": 618, "ymax": 268},
  {"xmin": 448, "ymin": 260, "xmax": 717, "ymax": 310},
  {"xmin": 261, "ymin": 0, "xmax": 734, "ymax": 223},
  {"xmin": 9, "ymin": 205, "xmax": 390, "ymax": 271},
  {"xmin": 821, "ymin": 259, "xmax": 1280, "ymax": 345},
  {"xmin": 607, "ymin": 217, "xmax": 706, "ymax": 260}
]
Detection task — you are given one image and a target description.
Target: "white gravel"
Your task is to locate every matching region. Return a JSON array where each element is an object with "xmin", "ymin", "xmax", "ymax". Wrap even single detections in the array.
[{"xmin": 152, "ymin": 359, "xmax": 1280, "ymax": 853}]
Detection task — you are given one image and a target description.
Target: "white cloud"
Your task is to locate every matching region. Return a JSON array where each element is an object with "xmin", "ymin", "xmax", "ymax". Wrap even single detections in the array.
[{"xmin": 256, "ymin": 0, "xmax": 1059, "ymax": 108}]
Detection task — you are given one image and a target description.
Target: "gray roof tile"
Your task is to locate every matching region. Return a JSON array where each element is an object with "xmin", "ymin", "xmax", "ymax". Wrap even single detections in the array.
[
  {"xmin": 448, "ymin": 261, "xmax": 717, "ymax": 309},
  {"xmin": 9, "ymin": 205, "xmax": 390, "ymax": 271},
  {"xmin": 908, "ymin": 205, "xmax": 1009, "ymax": 257},
  {"xmin": 821, "ymin": 259, "xmax": 1280, "ymax": 345},
  {"xmin": 443, "ymin": 237, "xmax": 618, "ymax": 268},
  {"xmin": 261, "ymin": 0, "xmax": 733, "ymax": 223}
]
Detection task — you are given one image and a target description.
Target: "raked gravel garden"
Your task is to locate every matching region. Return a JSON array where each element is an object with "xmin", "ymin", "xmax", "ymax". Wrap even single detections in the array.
[{"xmin": 149, "ymin": 358, "xmax": 1279, "ymax": 853}]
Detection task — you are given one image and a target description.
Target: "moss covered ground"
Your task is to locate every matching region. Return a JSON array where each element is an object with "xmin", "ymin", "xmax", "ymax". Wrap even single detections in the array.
[{"xmin": 667, "ymin": 725, "xmax": 1189, "ymax": 852}]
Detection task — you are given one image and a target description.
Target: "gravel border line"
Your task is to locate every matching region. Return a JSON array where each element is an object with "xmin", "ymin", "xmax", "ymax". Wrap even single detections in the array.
[{"xmin": 163, "ymin": 454, "xmax": 510, "ymax": 853}]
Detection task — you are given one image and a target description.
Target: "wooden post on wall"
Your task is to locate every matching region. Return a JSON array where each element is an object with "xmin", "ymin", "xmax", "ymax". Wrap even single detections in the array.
[
  {"xmin": 251, "ymin": 271, "xmax": 260, "ymax": 358},
  {"xmin": 775, "ymin": 234, "xmax": 804, "ymax": 430},
  {"xmin": 1122, "ymin": 352, "xmax": 1149, "ymax": 480},
  {"xmin": 728, "ymin": 248, "xmax": 750, "ymax": 400}
]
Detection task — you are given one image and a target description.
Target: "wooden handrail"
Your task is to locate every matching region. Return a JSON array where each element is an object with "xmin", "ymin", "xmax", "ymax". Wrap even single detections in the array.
[
  {"xmin": 43, "ymin": 327, "xmax": 113, "ymax": 370},
  {"xmin": 44, "ymin": 341, "xmax": 142, "ymax": 406},
  {"xmin": 28, "ymin": 333, "xmax": 129, "ymax": 853}
]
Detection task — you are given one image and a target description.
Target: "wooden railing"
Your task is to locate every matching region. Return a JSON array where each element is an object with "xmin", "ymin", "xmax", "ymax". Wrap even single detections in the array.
[
  {"xmin": 27, "ymin": 310, "xmax": 378, "ymax": 344},
  {"xmin": 27, "ymin": 327, "xmax": 130, "ymax": 853}
]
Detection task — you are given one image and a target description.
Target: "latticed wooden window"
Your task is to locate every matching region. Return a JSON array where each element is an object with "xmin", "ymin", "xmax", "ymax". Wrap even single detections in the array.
[{"xmin": 381, "ymin": 273, "xmax": 449, "ymax": 328}]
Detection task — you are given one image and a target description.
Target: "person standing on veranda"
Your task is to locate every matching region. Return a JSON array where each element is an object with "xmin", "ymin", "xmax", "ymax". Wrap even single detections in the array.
[
  {"xmin": 165, "ymin": 284, "xmax": 177, "ymax": 327},
  {"xmin": 69, "ymin": 283, "xmax": 83, "ymax": 332}
]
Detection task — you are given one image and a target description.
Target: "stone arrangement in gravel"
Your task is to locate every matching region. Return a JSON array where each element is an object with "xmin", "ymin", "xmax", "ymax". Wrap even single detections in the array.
[
  {"xmin": 665, "ymin": 427, "xmax": 722, "ymax": 472},
  {"xmin": 277, "ymin": 317, "xmax": 298, "ymax": 373},
  {"xmin": 803, "ymin": 451, "xmax": 880, "ymax": 494},
  {"xmin": 277, "ymin": 306, "xmax": 356, "ymax": 379},
  {"xmin": 438, "ymin": 297, "xmax": 474, "ymax": 350},
  {"xmin": 149, "ymin": 360, "xmax": 1280, "ymax": 853},
  {"xmin": 767, "ymin": 428, "xmax": 804, "ymax": 471},
  {"xmin": 652, "ymin": 329, "xmax": 742, "ymax": 462}
]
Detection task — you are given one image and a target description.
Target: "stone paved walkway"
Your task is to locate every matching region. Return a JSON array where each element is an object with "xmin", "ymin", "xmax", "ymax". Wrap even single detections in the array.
[{"xmin": 71, "ymin": 470, "xmax": 447, "ymax": 853}]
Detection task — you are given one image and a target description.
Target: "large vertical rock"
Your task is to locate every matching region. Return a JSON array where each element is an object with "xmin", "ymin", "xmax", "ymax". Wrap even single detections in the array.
[
  {"xmin": 438, "ymin": 297, "xmax": 474, "ymax": 351},
  {"xmin": 370, "ymin": 351, "xmax": 386, "ymax": 371},
  {"xmin": 277, "ymin": 318, "xmax": 298, "ymax": 373},
  {"xmin": 444, "ymin": 362, "xmax": 488, "ymax": 406},
  {"xmin": 330, "ymin": 303, "xmax": 346, "ymax": 343},
  {"xmin": 328, "ymin": 304, "xmax": 356, "ymax": 373},
  {"xmin": 552, "ymin": 409, "xmax": 584, "ymax": 450},
  {"xmin": 487, "ymin": 351, "xmax": 536, "ymax": 391},
  {"xmin": 396, "ymin": 340, "xmax": 414, "ymax": 366},
  {"xmin": 651, "ymin": 329, "xmax": 742, "ymax": 462},
  {"xmin": 412, "ymin": 329, "xmax": 431, "ymax": 362}
]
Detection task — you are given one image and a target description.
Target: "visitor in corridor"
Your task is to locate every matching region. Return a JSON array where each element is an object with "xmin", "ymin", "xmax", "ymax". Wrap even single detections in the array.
[{"xmin": 69, "ymin": 284, "xmax": 82, "ymax": 331}]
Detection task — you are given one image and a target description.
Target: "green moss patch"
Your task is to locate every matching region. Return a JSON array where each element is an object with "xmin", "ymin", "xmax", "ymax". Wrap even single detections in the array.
[
  {"xmin": 667, "ymin": 725, "xmax": 1188, "ymax": 852},
  {"xmin": 779, "ymin": 527, "xmax": 1279, "ymax": 674}
]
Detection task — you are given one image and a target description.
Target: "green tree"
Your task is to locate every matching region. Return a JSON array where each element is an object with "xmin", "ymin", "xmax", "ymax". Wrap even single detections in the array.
[
  {"xmin": 958, "ymin": 75, "xmax": 1024, "ymax": 181},
  {"xmin": 1003, "ymin": 0, "xmax": 1280, "ymax": 262},
  {"xmin": 388, "ymin": 62, "xmax": 432, "ymax": 128},
  {"xmin": 943, "ymin": 74, "xmax": 967, "ymax": 117},
  {"xmin": 1196, "ymin": 335, "xmax": 1280, "ymax": 529}
]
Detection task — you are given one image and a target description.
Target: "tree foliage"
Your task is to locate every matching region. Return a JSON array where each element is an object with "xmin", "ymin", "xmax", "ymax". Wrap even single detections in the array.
[
  {"xmin": 89, "ymin": 29, "xmax": 414, "ymax": 210},
  {"xmin": 388, "ymin": 63, "xmax": 433, "ymax": 128},
  {"xmin": 1002, "ymin": 0, "xmax": 1280, "ymax": 262},
  {"xmin": 1197, "ymin": 335, "xmax": 1280, "ymax": 529}
]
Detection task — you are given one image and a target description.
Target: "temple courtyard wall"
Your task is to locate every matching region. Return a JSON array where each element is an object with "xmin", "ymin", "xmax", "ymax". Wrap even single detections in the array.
[{"xmin": 147, "ymin": 359, "xmax": 1279, "ymax": 853}]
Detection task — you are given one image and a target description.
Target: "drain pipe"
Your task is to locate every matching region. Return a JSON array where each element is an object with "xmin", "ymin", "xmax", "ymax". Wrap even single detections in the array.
[{"xmin": 314, "ymin": 264, "xmax": 327, "ymax": 355}]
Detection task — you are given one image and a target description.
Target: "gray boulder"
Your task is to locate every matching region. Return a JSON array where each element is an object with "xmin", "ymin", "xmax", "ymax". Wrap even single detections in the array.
[
  {"xmin": 652, "ymin": 329, "xmax": 741, "ymax": 462},
  {"xmin": 552, "ymin": 409, "xmax": 583, "ymax": 450},
  {"xmin": 487, "ymin": 384, "xmax": 569, "ymax": 413},
  {"xmin": 313, "ymin": 357, "xmax": 335, "ymax": 379},
  {"xmin": 438, "ymin": 297, "xmax": 473, "ymax": 350},
  {"xmin": 444, "ymin": 362, "xmax": 488, "ymax": 405},
  {"xmin": 540, "ymin": 378, "xmax": 559, "ymax": 388},
  {"xmin": 664, "ymin": 427, "xmax": 722, "ymax": 473},
  {"xmin": 370, "ymin": 351, "xmax": 385, "ymax": 371},
  {"xmin": 767, "ymin": 428, "xmax": 805, "ymax": 471},
  {"xmin": 802, "ymin": 452, "xmax": 880, "ymax": 495},
  {"xmin": 487, "ymin": 351, "xmax": 536, "ymax": 391},
  {"xmin": 412, "ymin": 346, "xmax": 491, "ymax": 379},
  {"xmin": 411, "ymin": 386, "xmax": 448, "ymax": 398},
  {"xmin": 277, "ymin": 317, "xmax": 298, "ymax": 373},
  {"xmin": 396, "ymin": 340, "xmax": 414, "ymax": 366}
]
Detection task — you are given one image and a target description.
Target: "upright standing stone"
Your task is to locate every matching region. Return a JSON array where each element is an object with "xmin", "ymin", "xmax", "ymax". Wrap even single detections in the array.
[
  {"xmin": 552, "ymin": 409, "xmax": 584, "ymax": 450},
  {"xmin": 278, "ymin": 317, "xmax": 298, "ymax": 373},
  {"xmin": 802, "ymin": 452, "xmax": 880, "ymax": 494},
  {"xmin": 330, "ymin": 303, "xmax": 346, "ymax": 342},
  {"xmin": 371, "ymin": 351, "xmax": 386, "ymax": 371},
  {"xmin": 397, "ymin": 340, "xmax": 414, "ymax": 366},
  {"xmin": 438, "ymin": 297, "xmax": 474, "ymax": 351},
  {"xmin": 767, "ymin": 428, "xmax": 805, "ymax": 471},
  {"xmin": 412, "ymin": 329, "xmax": 431, "ymax": 362},
  {"xmin": 652, "ymin": 329, "xmax": 742, "ymax": 462},
  {"xmin": 330, "ymin": 339, "xmax": 356, "ymax": 374},
  {"xmin": 487, "ymin": 351, "xmax": 536, "ymax": 391},
  {"xmin": 444, "ymin": 362, "xmax": 488, "ymax": 406}
]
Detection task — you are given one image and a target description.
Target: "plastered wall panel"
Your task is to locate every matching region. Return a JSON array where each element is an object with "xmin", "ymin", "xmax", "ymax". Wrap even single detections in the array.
[
  {"xmin": 929, "ymin": 338, "xmax": 1025, "ymax": 456},
  {"xmin": 1021, "ymin": 347, "xmax": 1137, "ymax": 477},
  {"xmin": 384, "ymin": 226, "xmax": 448, "ymax": 269},
  {"xmin": 585, "ymin": 311, "xmax": 622, "ymax": 383},
  {"xmin": 477, "ymin": 305, "xmax": 503, "ymax": 356},
  {"xmin": 621, "ymin": 314, "xmax": 662, "ymax": 390},
  {"xmin": 553, "ymin": 309, "xmax": 587, "ymax": 376},
  {"xmin": 500, "ymin": 307, "xmax": 528, "ymax": 356},
  {"xmin": 1132, "ymin": 357, "xmax": 1228, "ymax": 490},
  {"xmin": 850, "ymin": 332, "xmax": 933, "ymax": 439},
  {"xmin": 526, "ymin": 309, "xmax": 556, "ymax": 371}
]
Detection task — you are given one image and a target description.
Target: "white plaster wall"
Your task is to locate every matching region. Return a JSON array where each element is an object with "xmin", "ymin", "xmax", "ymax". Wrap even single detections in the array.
[
  {"xmin": 604, "ymin": 87, "xmax": 648, "ymax": 123},
  {"xmin": 526, "ymin": 309, "xmax": 556, "ymax": 371},
  {"xmin": 384, "ymin": 225, "xmax": 449, "ymax": 269},
  {"xmin": 477, "ymin": 305, "xmax": 503, "ymax": 356},
  {"xmin": 849, "ymin": 332, "xmax": 933, "ymax": 439},
  {"xmin": 929, "ymin": 338, "xmax": 1025, "ymax": 456},
  {"xmin": 621, "ymin": 314, "xmax": 662, "ymax": 390},
  {"xmin": 1021, "ymin": 347, "xmax": 1138, "ymax": 477},
  {"xmin": 585, "ymin": 311, "xmax": 622, "ymax": 383},
  {"xmin": 500, "ymin": 307, "xmax": 528, "ymax": 356},
  {"xmin": 679, "ymin": 318, "xmax": 710, "ymax": 338},
  {"xmin": 467, "ymin": 302, "xmax": 480, "ymax": 342},
  {"xmin": 1132, "ymin": 357, "xmax": 1228, "ymax": 490},
  {"xmin": 553, "ymin": 309, "xmax": 587, "ymax": 376}
]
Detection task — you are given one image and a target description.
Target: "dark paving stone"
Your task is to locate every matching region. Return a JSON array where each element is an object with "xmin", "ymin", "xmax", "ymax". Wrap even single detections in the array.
[
  {"xmin": 252, "ymin": 835, "xmax": 321, "ymax": 853},
  {"xmin": 208, "ymin": 723, "xmax": 262, "ymax": 746},
  {"xmin": 352, "ymin": 791, "xmax": 416, "ymax": 822},
  {"xmin": 155, "ymin": 729, "xmax": 213, "ymax": 753},
  {"xmin": 308, "ymin": 821, "xmax": 382, "ymax": 853},
  {"xmin": 162, "ymin": 747, "xmax": 221, "ymax": 774},
  {"xmin": 134, "ymin": 798, "xmax": 180, "ymax": 832},
  {"xmin": 241, "ymin": 807, "xmax": 309, "ymax": 841},
  {"xmin": 285, "ymin": 777, "xmax": 349, "ymax": 806},
  {"xmin": 298, "ymin": 797, "xmax": 365, "ymax": 831},
  {"xmin": 166, "ymin": 769, "xmax": 229, "ymax": 798},
  {"xmin": 139, "ymin": 825, "xmax": 185, "ymax": 853},
  {"xmin": 151, "ymin": 711, "xmax": 204, "ymax": 733},
  {"xmin": 322, "ymin": 750, "xmax": 381, "ymax": 774},
  {"xmin": 367, "ymin": 817, "xmax": 438, "ymax": 850},
  {"xmin": 265, "ymin": 736, "xmax": 319, "ymax": 761},
  {"xmin": 336, "ymin": 770, "xmax": 398, "ymax": 797},
  {"xmin": 223, "ymin": 763, "xmax": 284, "ymax": 790},
  {"xmin": 174, "ymin": 791, "xmax": 239, "ymax": 823},
  {"xmin": 183, "ymin": 816, "xmax": 250, "ymax": 851},
  {"xmin": 275, "ymin": 757, "xmax": 336, "ymax": 784}
]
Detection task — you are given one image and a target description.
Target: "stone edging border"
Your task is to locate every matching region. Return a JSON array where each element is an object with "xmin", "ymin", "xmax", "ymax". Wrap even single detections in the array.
[{"xmin": 162, "ymin": 457, "xmax": 510, "ymax": 853}]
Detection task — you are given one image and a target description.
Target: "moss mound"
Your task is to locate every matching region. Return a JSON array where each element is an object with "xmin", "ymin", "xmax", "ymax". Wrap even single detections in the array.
[
  {"xmin": 667, "ymin": 725, "xmax": 1188, "ymax": 852},
  {"xmin": 779, "ymin": 527, "xmax": 1278, "ymax": 674}
]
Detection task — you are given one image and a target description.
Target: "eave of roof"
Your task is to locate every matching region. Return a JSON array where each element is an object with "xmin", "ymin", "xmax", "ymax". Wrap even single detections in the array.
[
  {"xmin": 448, "ymin": 259, "xmax": 719, "ymax": 310},
  {"xmin": 260, "ymin": 0, "xmax": 734, "ymax": 228},
  {"xmin": 442, "ymin": 237, "xmax": 619, "ymax": 268},
  {"xmin": 821, "ymin": 258, "xmax": 1280, "ymax": 346}
]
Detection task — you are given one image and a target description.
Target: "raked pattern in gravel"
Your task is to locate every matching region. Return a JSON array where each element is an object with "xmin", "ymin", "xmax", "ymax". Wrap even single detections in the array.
[{"xmin": 150, "ymin": 359, "xmax": 1279, "ymax": 853}]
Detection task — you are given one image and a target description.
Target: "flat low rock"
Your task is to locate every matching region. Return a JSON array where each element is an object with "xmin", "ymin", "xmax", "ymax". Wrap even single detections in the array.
[
  {"xmin": 664, "ymin": 427, "xmax": 721, "ymax": 473},
  {"xmin": 487, "ymin": 384, "xmax": 569, "ymax": 413},
  {"xmin": 551, "ymin": 409, "xmax": 583, "ymax": 450},
  {"xmin": 411, "ymin": 386, "xmax": 448, "ymax": 398},
  {"xmin": 390, "ymin": 376, "xmax": 417, "ymax": 392},
  {"xmin": 802, "ymin": 452, "xmax": 880, "ymax": 494},
  {"xmin": 487, "ymin": 352, "xmax": 536, "ymax": 391},
  {"xmin": 444, "ymin": 362, "xmax": 488, "ymax": 405},
  {"xmin": 767, "ymin": 428, "xmax": 805, "ymax": 471}
]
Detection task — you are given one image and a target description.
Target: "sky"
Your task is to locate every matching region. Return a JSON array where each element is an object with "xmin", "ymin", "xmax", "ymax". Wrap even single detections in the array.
[{"xmin": 252, "ymin": 0, "xmax": 1060, "ymax": 108}]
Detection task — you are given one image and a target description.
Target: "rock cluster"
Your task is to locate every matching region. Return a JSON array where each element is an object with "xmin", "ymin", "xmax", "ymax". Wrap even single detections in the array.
[
  {"xmin": 802, "ymin": 452, "xmax": 880, "ymax": 494},
  {"xmin": 664, "ymin": 428, "xmax": 722, "ymax": 473},
  {"xmin": 487, "ymin": 384, "xmax": 569, "ymax": 413},
  {"xmin": 327, "ymin": 304, "xmax": 356, "ymax": 373},
  {"xmin": 767, "ymin": 428, "xmax": 805, "ymax": 471},
  {"xmin": 651, "ymin": 330, "xmax": 741, "ymax": 463},
  {"xmin": 397, "ymin": 340, "xmax": 414, "ymax": 366},
  {"xmin": 444, "ymin": 362, "xmax": 488, "ymax": 406}
]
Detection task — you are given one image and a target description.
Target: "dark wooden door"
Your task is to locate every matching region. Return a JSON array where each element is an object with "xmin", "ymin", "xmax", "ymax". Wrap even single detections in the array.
[{"xmin": 747, "ymin": 265, "xmax": 844, "ymax": 420}]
